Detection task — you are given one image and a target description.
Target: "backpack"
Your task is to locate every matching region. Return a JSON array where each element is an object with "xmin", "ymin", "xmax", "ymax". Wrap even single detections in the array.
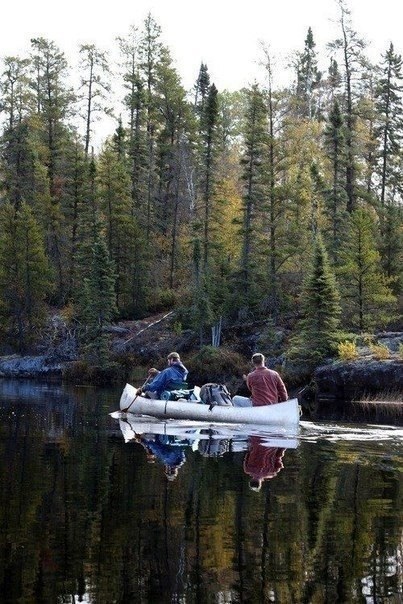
[{"xmin": 199, "ymin": 383, "xmax": 233, "ymax": 407}]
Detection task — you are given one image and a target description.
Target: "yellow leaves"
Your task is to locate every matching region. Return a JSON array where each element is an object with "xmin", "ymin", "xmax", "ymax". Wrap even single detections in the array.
[{"xmin": 338, "ymin": 340, "xmax": 359, "ymax": 361}]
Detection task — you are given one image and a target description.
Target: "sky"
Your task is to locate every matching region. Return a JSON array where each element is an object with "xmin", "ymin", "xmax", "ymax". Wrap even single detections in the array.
[{"xmin": 2, "ymin": 0, "xmax": 402, "ymax": 92}]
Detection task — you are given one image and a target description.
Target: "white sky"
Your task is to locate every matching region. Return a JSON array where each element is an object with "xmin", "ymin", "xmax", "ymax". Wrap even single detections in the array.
[{"xmin": 2, "ymin": 0, "xmax": 402, "ymax": 91}]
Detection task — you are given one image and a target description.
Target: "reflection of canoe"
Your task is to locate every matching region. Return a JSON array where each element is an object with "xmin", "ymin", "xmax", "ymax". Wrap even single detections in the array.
[
  {"xmin": 118, "ymin": 415, "xmax": 299, "ymax": 450},
  {"xmin": 119, "ymin": 383, "xmax": 300, "ymax": 428}
]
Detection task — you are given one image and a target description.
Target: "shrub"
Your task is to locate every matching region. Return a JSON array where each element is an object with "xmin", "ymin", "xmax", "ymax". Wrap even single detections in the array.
[
  {"xmin": 63, "ymin": 360, "xmax": 123, "ymax": 385},
  {"xmin": 337, "ymin": 340, "xmax": 359, "ymax": 361},
  {"xmin": 146, "ymin": 288, "xmax": 177, "ymax": 313},
  {"xmin": 187, "ymin": 346, "xmax": 247, "ymax": 393},
  {"xmin": 369, "ymin": 343, "xmax": 390, "ymax": 360},
  {"xmin": 399, "ymin": 343, "xmax": 403, "ymax": 360}
]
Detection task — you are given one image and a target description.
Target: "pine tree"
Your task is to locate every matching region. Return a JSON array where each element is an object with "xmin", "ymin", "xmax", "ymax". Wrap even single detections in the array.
[
  {"xmin": 117, "ymin": 25, "xmax": 148, "ymax": 216},
  {"xmin": 78, "ymin": 44, "xmax": 112, "ymax": 156},
  {"xmin": 329, "ymin": 0, "xmax": 367, "ymax": 212},
  {"xmin": 29, "ymin": 37, "xmax": 76, "ymax": 303}
]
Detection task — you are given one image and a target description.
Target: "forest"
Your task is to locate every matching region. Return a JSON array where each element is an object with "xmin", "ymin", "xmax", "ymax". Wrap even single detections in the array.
[{"xmin": 0, "ymin": 0, "xmax": 401, "ymax": 372}]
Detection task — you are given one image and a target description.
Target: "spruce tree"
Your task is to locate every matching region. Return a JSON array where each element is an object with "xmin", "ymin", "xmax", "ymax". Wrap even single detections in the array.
[
  {"xmin": 338, "ymin": 208, "xmax": 397, "ymax": 330},
  {"xmin": 290, "ymin": 233, "xmax": 341, "ymax": 362},
  {"xmin": 76, "ymin": 224, "xmax": 117, "ymax": 367},
  {"xmin": 295, "ymin": 27, "xmax": 322, "ymax": 119},
  {"xmin": 322, "ymin": 99, "xmax": 348, "ymax": 264},
  {"xmin": 238, "ymin": 84, "xmax": 268, "ymax": 311}
]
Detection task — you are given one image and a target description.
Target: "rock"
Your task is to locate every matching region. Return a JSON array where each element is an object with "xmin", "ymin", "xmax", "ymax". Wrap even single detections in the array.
[
  {"xmin": 309, "ymin": 359, "xmax": 403, "ymax": 420},
  {"xmin": 0, "ymin": 355, "xmax": 63, "ymax": 378}
]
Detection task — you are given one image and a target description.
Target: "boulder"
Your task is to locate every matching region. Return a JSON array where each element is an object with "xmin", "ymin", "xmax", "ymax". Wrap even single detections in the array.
[
  {"xmin": 0, "ymin": 355, "xmax": 63, "ymax": 378},
  {"xmin": 307, "ymin": 359, "xmax": 403, "ymax": 420}
]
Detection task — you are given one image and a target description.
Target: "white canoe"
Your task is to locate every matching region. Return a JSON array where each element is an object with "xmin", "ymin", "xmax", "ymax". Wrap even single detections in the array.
[{"xmin": 119, "ymin": 383, "xmax": 300, "ymax": 428}]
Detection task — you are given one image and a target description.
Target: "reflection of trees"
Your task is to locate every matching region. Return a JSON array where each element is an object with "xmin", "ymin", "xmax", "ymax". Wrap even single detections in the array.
[{"xmin": 0, "ymin": 407, "xmax": 402, "ymax": 602}]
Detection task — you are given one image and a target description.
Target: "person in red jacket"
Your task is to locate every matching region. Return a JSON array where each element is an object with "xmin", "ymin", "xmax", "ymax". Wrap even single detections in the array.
[{"xmin": 232, "ymin": 352, "xmax": 288, "ymax": 407}]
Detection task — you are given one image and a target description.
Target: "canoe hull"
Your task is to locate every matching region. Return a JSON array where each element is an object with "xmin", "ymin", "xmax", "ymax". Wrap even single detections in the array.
[{"xmin": 119, "ymin": 383, "xmax": 300, "ymax": 427}]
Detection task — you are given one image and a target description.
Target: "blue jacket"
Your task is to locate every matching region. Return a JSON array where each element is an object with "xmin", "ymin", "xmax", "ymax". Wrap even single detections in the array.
[{"xmin": 143, "ymin": 361, "xmax": 188, "ymax": 397}]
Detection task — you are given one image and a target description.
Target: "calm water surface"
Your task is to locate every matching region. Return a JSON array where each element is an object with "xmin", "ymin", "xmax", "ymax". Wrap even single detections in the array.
[{"xmin": 0, "ymin": 380, "xmax": 402, "ymax": 603}]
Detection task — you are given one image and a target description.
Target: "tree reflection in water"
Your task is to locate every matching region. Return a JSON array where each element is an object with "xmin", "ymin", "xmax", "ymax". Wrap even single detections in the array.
[{"xmin": 0, "ymin": 381, "xmax": 402, "ymax": 603}]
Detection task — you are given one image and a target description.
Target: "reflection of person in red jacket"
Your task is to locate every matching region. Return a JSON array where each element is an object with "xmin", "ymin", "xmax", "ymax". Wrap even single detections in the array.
[{"xmin": 243, "ymin": 436, "xmax": 285, "ymax": 491}]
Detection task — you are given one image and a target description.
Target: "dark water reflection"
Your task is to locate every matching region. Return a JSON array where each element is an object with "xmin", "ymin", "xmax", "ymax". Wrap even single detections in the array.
[{"xmin": 0, "ymin": 380, "xmax": 402, "ymax": 603}]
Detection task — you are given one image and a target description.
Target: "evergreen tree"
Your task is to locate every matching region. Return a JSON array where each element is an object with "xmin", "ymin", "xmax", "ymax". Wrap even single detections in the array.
[
  {"xmin": 295, "ymin": 27, "xmax": 322, "ymax": 119},
  {"xmin": 0, "ymin": 202, "xmax": 52, "ymax": 352},
  {"xmin": 194, "ymin": 62, "xmax": 210, "ymax": 119},
  {"xmin": 0, "ymin": 56, "xmax": 32, "ymax": 130},
  {"xmin": 117, "ymin": 25, "xmax": 148, "ymax": 216},
  {"xmin": 0, "ymin": 57, "xmax": 35, "ymax": 208},
  {"xmin": 237, "ymin": 84, "xmax": 268, "ymax": 311},
  {"xmin": 374, "ymin": 43, "xmax": 403, "ymax": 207},
  {"xmin": 62, "ymin": 139, "xmax": 93, "ymax": 298},
  {"xmin": 137, "ymin": 13, "xmax": 164, "ymax": 243},
  {"xmin": 373, "ymin": 43, "xmax": 403, "ymax": 294},
  {"xmin": 199, "ymin": 83, "xmax": 219, "ymax": 269},
  {"xmin": 338, "ymin": 207, "xmax": 397, "ymax": 330},
  {"xmin": 289, "ymin": 233, "xmax": 341, "ymax": 362},
  {"xmin": 322, "ymin": 99, "xmax": 348, "ymax": 264},
  {"xmin": 154, "ymin": 47, "xmax": 192, "ymax": 288},
  {"xmin": 75, "ymin": 224, "xmax": 117, "ymax": 366},
  {"xmin": 78, "ymin": 44, "xmax": 112, "ymax": 156},
  {"xmin": 329, "ymin": 0, "xmax": 367, "ymax": 212},
  {"xmin": 28, "ymin": 37, "xmax": 76, "ymax": 302},
  {"xmin": 97, "ymin": 142, "xmax": 146, "ymax": 315}
]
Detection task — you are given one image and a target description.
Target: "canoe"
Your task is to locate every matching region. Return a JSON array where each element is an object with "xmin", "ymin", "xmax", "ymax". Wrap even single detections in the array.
[{"xmin": 119, "ymin": 383, "xmax": 300, "ymax": 428}]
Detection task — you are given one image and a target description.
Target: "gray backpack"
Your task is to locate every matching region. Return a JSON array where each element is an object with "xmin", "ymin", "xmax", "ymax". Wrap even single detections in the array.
[{"xmin": 200, "ymin": 383, "xmax": 233, "ymax": 407}]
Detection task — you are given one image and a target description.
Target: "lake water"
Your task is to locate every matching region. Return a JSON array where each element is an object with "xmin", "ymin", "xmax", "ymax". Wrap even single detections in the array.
[{"xmin": 0, "ymin": 380, "xmax": 402, "ymax": 603}]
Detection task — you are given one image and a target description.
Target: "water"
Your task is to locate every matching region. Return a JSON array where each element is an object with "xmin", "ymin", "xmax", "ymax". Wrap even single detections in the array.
[{"xmin": 0, "ymin": 380, "xmax": 402, "ymax": 603}]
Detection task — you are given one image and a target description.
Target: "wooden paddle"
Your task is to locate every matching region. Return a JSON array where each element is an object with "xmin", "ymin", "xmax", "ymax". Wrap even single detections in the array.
[{"xmin": 122, "ymin": 375, "xmax": 152, "ymax": 413}]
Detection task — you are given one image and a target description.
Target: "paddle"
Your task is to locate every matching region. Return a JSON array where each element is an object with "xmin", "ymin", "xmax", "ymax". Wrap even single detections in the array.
[{"xmin": 122, "ymin": 375, "xmax": 151, "ymax": 413}]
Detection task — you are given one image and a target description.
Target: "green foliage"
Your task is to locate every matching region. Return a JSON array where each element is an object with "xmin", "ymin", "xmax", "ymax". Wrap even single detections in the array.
[
  {"xmin": 289, "ymin": 233, "xmax": 341, "ymax": 362},
  {"xmin": 146, "ymin": 288, "xmax": 178, "ymax": 314},
  {"xmin": 187, "ymin": 346, "xmax": 246, "ymax": 391},
  {"xmin": 338, "ymin": 208, "xmax": 397, "ymax": 330},
  {"xmin": 0, "ymin": 202, "xmax": 52, "ymax": 352},
  {"xmin": 75, "ymin": 226, "xmax": 117, "ymax": 367},
  {"xmin": 0, "ymin": 19, "xmax": 402, "ymax": 363},
  {"xmin": 62, "ymin": 359, "xmax": 123, "ymax": 385}
]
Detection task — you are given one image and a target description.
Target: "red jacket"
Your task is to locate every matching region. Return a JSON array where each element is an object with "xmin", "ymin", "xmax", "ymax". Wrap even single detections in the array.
[{"xmin": 246, "ymin": 366, "xmax": 288, "ymax": 406}]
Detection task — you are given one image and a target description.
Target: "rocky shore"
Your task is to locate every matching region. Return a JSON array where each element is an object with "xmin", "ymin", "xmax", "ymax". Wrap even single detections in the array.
[{"xmin": 0, "ymin": 315, "xmax": 402, "ymax": 424}]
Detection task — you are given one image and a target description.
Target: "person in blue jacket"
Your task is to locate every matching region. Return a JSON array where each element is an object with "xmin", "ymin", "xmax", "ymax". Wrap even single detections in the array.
[{"xmin": 137, "ymin": 351, "xmax": 188, "ymax": 399}]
